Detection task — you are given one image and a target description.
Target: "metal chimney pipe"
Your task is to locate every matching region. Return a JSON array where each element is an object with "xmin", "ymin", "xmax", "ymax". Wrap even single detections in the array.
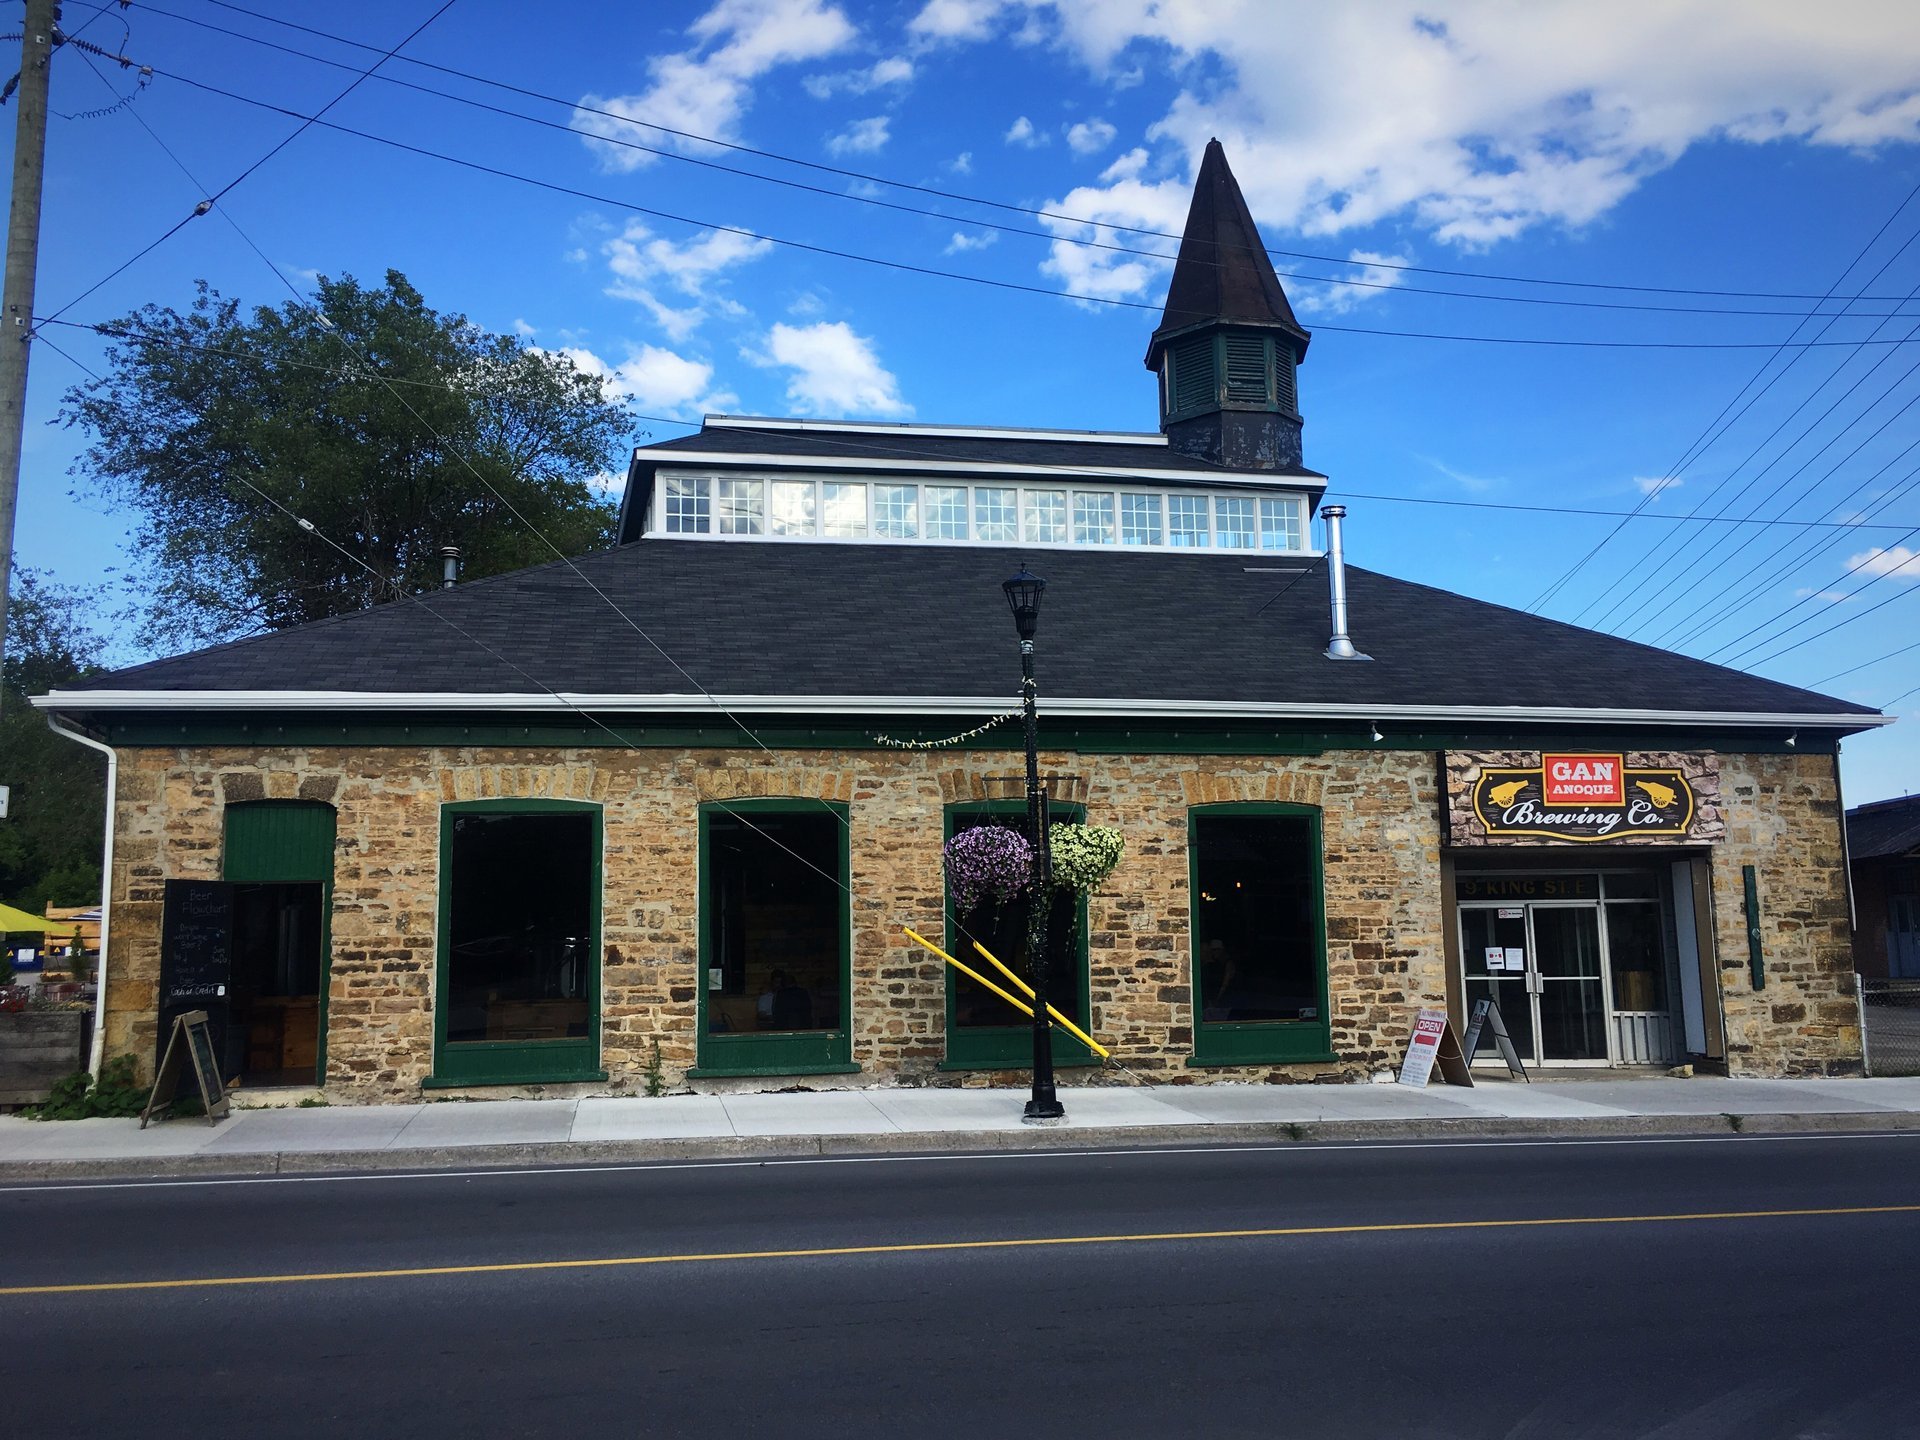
[
  {"xmin": 439, "ymin": 545, "xmax": 461, "ymax": 589},
  {"xmin": 1320, "ymin": 505, "xmax": 1371, "ymax": 661}
]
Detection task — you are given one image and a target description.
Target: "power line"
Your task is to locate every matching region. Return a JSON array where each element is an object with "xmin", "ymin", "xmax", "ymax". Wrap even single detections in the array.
[
  {"xmin": 1812, "ymin": 636, "xmax": 1920, "ymax": 688},
  {"xmin": 41, "ymin": 0, "xmax": 458, "ymax": 325},
  {"xmin": 1530, "ymin": 179, "xmax": 1920, "ymax": 616},
  {"xmin": 157, "ymin": 0, "xmax": 1920, "ymax": 308},
  {"xmin": 1662, "ymin": 432, "xmax": 1920, "ymax": 653},
  {"xmin": 41, "ymin": 314, "xmax": 1920, "ymax": 541},
  {"xmin": 1593, "ymin": 311, "xmax": 1920, "ymax": 638},
  {"xmin": 101, "ymin": 3, "xmax": 1920, "ymax": 325},
  {"xmin": 1743, "ymin": 563, "xmax": 1920, "ymax": 669},
  {"xmin": 99, "ymin": 66, "xmax": 1920, "ymax": 354}
]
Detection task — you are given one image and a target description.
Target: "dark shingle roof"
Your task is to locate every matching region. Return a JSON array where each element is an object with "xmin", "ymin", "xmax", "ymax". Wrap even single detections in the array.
[
  {"xmin": 51, "ymin": 539, "xmax": 1880, "ymax": 726},
  {"xmin": 1848, "ymin": 795, "xmax": 1920, "ymax": 860},
  {"xmin": 636, "ymin": 423, "xmax": 1325, "ymax": 478},
  {"xmin": 1147, "ymin": 138, "xmax": 1311, "ymax": 364}
]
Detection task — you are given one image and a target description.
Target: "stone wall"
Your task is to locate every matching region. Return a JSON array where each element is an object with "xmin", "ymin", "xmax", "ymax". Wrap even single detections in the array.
[
  {"xmin": 1709, "ymin": 752, "xmax": 1863, "ymax": 1076},
  {"xmin": 101, "ymin": 744, "xmax": 1446, "ymax": 1100},
  {"xmin": 95, "ymin": 742, "xmax": 1857, "ymax": 1099}
]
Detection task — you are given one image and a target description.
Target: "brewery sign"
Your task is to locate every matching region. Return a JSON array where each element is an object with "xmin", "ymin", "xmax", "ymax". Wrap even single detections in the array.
[{"xmin": 1444, "ymin": 750, "xmax": 1724, "ymax": 846}]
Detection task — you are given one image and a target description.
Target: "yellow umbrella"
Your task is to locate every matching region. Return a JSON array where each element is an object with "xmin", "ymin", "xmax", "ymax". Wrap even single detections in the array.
[{"xmin": 0, "ymin": 903, "xmax": 76, "ymax": 937}]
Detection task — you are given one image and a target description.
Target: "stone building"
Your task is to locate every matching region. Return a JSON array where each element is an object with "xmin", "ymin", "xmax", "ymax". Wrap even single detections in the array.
[{"xmin": 37, "ymin": 143, "xmax": 1888, "ymax": 1101}]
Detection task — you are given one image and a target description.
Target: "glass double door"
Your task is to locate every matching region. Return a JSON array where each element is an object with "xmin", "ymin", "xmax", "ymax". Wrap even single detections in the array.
[{"xmin": 1460, "ymin": 903, "xmax": 1608, "ymax": 1065}]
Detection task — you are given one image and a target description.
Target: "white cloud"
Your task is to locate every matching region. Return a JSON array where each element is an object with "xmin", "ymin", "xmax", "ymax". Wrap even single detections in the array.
[
  {"xmin": 1004, "ymin": 114, "xmax": 1047, "ymax": 147},
  {"xmin": 826, "ymin": 115, "xmax": 891, "ymax": 155},
  {"xmin": 602, "ymin": 221, "xmax": 773, "ymax": 339},
  {"xmin": 942, "ymin": 3, "xmax": 1920, "ymax": 299},
  {"xmin": 544, "ymin": 344, "xmax": 738, "ymax": 416},
  {"xmin": 1066, "ymin": 117, "xmax": 1117, "ymax": 155},
  {"xmin": 1293, "ymin": 250, "xmax": 1412, "ymax": 316},
  {"xmin": 949, "ymin": 150, "xmax": 974, "ymax": 174},
  {"xmin": 1793, "ymin": 586, "xmax": 1854, "ymax": 602},
  {"xmin": 803, "ymin": 53, "xmax": 915, "ymax": 97},
  {"xmin": 749, "ymin": 321, "xmax": 911, "ymax": 416},
  {"xmin": 574, "ymin": 0, "xmax": 856, "ymax": 170},
  {"xmin": 908, "ymin": 0, "xmax": 1010, "ymax": 44},
  {"xmin": 1848, "ymin": 545, "xmax": 1920, "ymax": 580},
  {"xmin": 943, "ymin": 229, "xmax": 1000, "ymax": 255},
  {"xmin": 1099, "ymin": 146, "xmax": 1148, "ymax": 182},
  {"xmin": 511, "ymin": 318, "xmax": 537, "ymax": 338},
  {"xmin": 1423, "ymin": 456, "xmax": 1500, "ymax": 494},
  {"xmin": 1633, "ymin": 475, "xmax": 1684, "ymax": 502}
]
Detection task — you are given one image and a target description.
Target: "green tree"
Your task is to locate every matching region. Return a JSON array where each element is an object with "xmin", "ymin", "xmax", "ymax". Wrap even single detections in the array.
[
  {"xmin": 60, "ymin": 271, "xmax": 631, "ymax": 651},
  {"xmin": 0, "ymin": 567, "xmax": 108, "ymax": 913}
]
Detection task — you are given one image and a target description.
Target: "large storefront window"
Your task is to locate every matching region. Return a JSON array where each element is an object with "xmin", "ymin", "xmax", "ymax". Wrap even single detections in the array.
[
  {"xmin": 1189, "ymin": 805, "xmax": 1331, "ymax": 1064},
  {"xmin": 943, "ymin": 804, "xmax": 1091, "ymax": 1070},
  {"xmin": 694, "ymin": 801, "xmax": 853, "ymax": 1077},
  {"xmin": 433, "ymin": 801, "xmax": 602, "ymax": 1086}
]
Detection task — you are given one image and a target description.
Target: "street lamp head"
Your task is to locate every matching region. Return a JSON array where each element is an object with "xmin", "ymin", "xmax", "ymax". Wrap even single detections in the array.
[{"xmin": 1002, "ymin": 566, "xmax": 1046, "ymax": 641}]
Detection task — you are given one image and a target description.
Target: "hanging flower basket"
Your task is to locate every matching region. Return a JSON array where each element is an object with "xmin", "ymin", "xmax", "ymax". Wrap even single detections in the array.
[
  {"xmin": 943, "ymin": 825, "xmax": 1034, "ymax": 914},
  {"xmin": 1048, "ymin": 823, "xmax": 1125, "ymax": 896}
]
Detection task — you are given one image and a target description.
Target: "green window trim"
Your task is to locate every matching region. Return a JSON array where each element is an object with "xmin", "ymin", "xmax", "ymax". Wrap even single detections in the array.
[
  {"xmin": 695, "ymin": 797, "xmax": 856, "ymax": 1078},
  {"xmin": 431, "ymin": 797, "xmax": 604, "ymax": 1088},
  {"xmin": 942, "ymin": 800, "xmax": 1092, "ymax": 1071},
  {"xmin": 222, "ymin": 800, "xmax": 338, "ymax": 1085},
  {"xmin": 1187, "ymin": 801, "xmax": 1333, "ymax": 1066}
]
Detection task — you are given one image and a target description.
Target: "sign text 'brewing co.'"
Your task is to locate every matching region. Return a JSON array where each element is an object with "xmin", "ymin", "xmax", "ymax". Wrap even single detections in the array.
[{"xmin": 1444, "ymin": 751, "xmax": 1724, "ymax": 846}]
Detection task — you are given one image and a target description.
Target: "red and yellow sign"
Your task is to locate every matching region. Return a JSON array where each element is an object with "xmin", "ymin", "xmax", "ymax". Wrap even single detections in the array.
[
  {"xmin": 1541, "ymin": 753, "xmax": 1624, "ymax": 807},
  {"xmin": 1445, "ymin": 751, "xmax": 1723, "ymax": 847}
]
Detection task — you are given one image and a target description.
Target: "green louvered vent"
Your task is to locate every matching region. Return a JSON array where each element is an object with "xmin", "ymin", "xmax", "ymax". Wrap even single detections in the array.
[
  {"xmin": 1222, "ymin": 334, "xmax": 1270, "ymax": 404},
  {"xmin": 223, "ymin": 800, "xmax": 337, "ymax": 883},
  {"xmin": 1275, "ymin": 348, "xmax": 1297, "ymax": 413},
  {"xmin": 1170, "ymin": 335, "xmax": 1216, "ymax": 414}
]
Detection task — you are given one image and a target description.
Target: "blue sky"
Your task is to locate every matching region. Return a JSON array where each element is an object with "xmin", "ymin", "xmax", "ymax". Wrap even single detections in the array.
[{"xmin": 11, "ymin": 0, "xmax": 1920, "ymax": 800}]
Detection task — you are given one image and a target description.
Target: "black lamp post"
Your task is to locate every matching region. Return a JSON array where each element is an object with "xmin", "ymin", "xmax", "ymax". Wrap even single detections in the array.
[{"xmin": 1003, "ymin": 565, "xmax": 1064, "ymax": 1122}]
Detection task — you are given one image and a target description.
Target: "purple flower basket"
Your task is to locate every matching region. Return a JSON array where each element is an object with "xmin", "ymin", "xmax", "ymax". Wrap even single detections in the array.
[{"xmin": 943, "ymin": 825, "xmax": 1034, "ymax": 915}]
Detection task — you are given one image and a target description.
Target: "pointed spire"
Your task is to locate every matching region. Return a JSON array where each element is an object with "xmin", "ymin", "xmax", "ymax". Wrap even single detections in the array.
[
  {"xmin": 1144, "ymin": 141, "xmax": 1311, "ymax": 471},
  {"xmin": 1146, "ymin": 139, "xmax": 1309, "ymax": 368}
]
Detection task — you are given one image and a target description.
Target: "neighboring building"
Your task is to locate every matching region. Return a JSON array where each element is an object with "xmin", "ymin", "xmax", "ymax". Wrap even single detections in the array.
[
  {"xmin": 1848, "ymin": 795, "xmax": 1920, "ymax": 979},
  {"xmin": 35, "ymin": 144, "xmax": 1889, "ymax": 1100}
]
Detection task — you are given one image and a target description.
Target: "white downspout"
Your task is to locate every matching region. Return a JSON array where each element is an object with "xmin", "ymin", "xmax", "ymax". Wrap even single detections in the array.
[{"xmin": 43, "ymin": 712, "xmax": 115, "ymax": 1079}]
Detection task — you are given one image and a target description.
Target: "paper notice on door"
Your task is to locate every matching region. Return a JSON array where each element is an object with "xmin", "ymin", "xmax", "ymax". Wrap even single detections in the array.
[
  {"xmin": 1484, "ymin": 947, "xmax": 1506, "ymax": 971},
  {"xmin": 1498, "ymin": 907, "xmax": 1524, "ymax": 919},
  {"xmin": 1504, "ymin": 948, "xmax": 1526, "ymax": 969}
]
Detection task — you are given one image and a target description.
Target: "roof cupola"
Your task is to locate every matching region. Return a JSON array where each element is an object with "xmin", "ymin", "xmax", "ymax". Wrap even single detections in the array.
[{"xmin": 1145, "ymin": 140, "xmax": 1311, "ymax": 471}]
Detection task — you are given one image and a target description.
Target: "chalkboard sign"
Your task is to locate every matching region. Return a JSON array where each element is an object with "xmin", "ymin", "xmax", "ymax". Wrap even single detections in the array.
[
  {"xmin": 141, "ymin": 1009, "xmax": 229, "ymax": 1127},
  {"xmin": 1461, "ymin": 998, "xmax": 1530, "ymax": 1081},
  {"xmin": 158, "ymin": 879, "xmax": 234, "ymax": 1075}
]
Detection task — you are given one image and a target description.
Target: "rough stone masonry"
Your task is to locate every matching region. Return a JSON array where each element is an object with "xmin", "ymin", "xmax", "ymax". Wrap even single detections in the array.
[{"xmin": 93, "ymin": 744, "xmax": 1859, "ymax": 1102}]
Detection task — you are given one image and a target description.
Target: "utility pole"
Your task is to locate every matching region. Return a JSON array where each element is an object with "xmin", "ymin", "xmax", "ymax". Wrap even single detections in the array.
[{"xmin": 0, "ymin": 0, "xmax": 58, "ymax": 700}]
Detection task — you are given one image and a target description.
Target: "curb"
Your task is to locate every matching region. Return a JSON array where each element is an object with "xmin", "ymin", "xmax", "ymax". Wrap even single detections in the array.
[{"xmin": 4, "ymin": 1108, "xmax": 1918, "ymax": 1183}]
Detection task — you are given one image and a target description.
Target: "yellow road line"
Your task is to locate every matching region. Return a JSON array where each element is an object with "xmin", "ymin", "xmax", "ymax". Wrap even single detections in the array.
[{"xmin": 5, "ymin": 1203, "xmax": 1917, "ymax": 1298}]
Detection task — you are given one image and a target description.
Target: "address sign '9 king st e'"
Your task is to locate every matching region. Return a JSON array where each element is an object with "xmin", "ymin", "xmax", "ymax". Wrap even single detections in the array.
[{"xmin": 1444, "ymin": 751, "xmax": 1725, "ymax": 846}]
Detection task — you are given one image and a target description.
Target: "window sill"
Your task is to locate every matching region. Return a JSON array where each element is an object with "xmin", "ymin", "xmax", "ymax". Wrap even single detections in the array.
[
  {"xmin": 684, "ymin": 1062, "xmax": 863, "ymax": 1080},
  {"xmin": 1185, "ymin": 1053, "xmax": 1339, "ymax": 1069},
  {"xmin": 423, "ymin": 1070, "xmax": 609, "ymax": 1090},
  {"xmin": 935, "ymin": 1057, "xmax": 1102, "ymax": 1072}
]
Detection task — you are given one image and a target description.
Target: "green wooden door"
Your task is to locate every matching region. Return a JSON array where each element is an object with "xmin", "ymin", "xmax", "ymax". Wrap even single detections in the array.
[{"xmin": 222, "ymin": 801, "xmax": 337, "ymax": 1083}]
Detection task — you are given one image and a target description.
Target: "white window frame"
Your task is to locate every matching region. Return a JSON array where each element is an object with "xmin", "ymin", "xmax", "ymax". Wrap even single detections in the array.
[{"xmin": 647, "ymin": 471, "xmax": 1314, "ymax": 556}]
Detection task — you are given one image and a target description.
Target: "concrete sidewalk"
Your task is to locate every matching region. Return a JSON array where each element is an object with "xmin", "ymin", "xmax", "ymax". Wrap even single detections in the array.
[{"xmin": 6, "ymin": 1075, "xmax": 1920, "ymax": 1181}]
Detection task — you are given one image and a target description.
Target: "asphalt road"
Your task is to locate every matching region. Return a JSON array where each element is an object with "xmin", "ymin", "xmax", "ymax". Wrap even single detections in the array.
[{"xmin": 5, "ymin": 1132, "xmax": 1920, "ymax": 1439}]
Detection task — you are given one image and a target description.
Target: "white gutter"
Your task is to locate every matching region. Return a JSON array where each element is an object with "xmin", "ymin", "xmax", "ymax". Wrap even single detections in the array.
[
  {"xmin": 43, "ymin": 712, "xmax": 115, "ymax": 1081},
  {"xmin": 701, "ymin": 415, "xmax": 1170, "ymax": 445},
  {"xmin": 31, "ymin": 690, "xmax": 1893, "ymax": 730},
  {"xmin": 650, "ymin": 451, "xmax": 1330, "ymax": 489}
]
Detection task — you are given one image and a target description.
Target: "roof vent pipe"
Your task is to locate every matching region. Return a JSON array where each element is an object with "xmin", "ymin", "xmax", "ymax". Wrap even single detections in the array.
[
  {"xmin": 440, "ymin": 545, "xmax": 461, "ymax": 589},
  {"xmin": 1320, "ymin": 505, "xmax": 1371, "ymax": 662}
]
